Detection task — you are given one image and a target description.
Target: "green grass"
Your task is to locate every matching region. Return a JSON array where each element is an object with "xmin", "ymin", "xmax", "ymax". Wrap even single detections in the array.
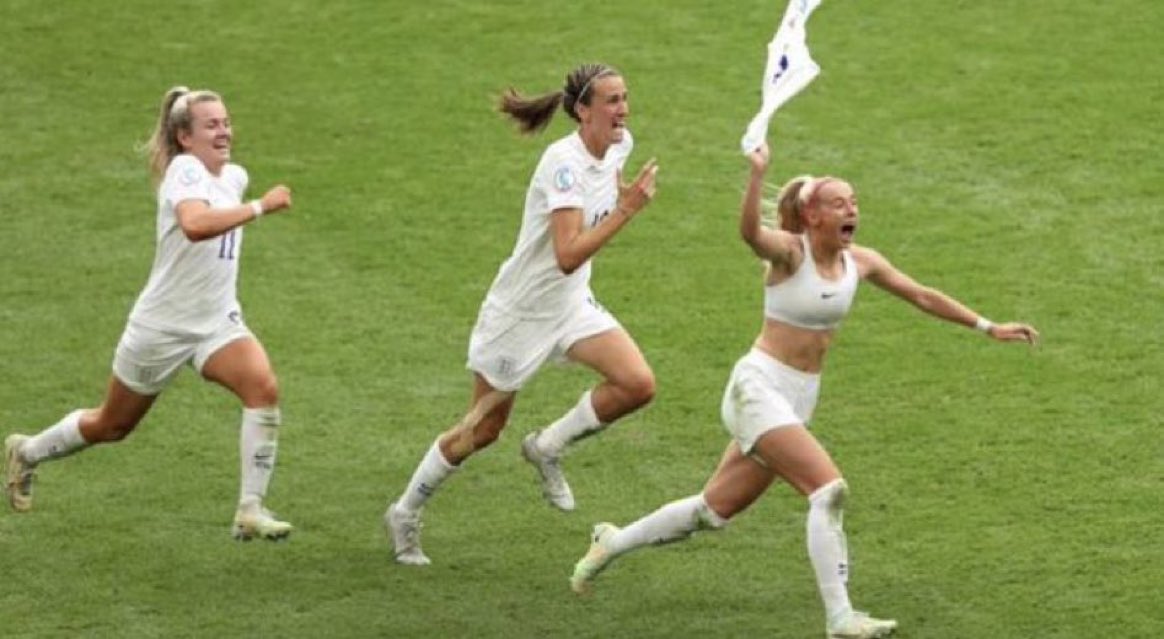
[{"xmin": 1, "ymin": 0, "xmax": 1160, "ymax": 637}]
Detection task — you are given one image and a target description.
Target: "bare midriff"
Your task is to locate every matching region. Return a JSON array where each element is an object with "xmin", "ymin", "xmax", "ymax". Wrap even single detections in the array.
[{"xmin": 753, "ymin": 317, "xmax": 834, "ymax": 374}]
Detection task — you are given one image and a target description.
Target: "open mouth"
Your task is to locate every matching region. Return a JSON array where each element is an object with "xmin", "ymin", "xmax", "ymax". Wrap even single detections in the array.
[{"xmin": 840, "ymin": 223, "xmax": 857, "ymax": 241}]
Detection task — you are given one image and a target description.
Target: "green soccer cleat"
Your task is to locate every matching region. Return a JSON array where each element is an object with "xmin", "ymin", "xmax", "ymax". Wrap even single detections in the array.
[
  {"xmin": 232, "ymin": 505, "xmax": 293, "ymax": 541},
  {"xmin": 827, "ymin": 610, "xmax": 898, "ymax": 639},
  {"xmin": 570, "ymin": 522, "xmax": 620, "ymax": 594}
]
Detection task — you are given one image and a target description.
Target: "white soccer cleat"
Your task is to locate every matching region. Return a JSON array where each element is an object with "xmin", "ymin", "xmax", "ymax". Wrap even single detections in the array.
[
  {"xmin": 232, "ymin": 505, "xmax": 294, "ymax": 541},
  {"xmin": 827, "ymin": 610, "xmax": 898, "ymax": 639},
  {"xmin": 521, "ymin": 432, "xmax": 575, "ymax": 511},
  {"xmin": 569, "ymin": 522, "xmax": 620, "ymax": 594},
  {"xmin": 4, "ymin": 434, "xmax": 35, "ymax": 512},
  {"xmin": 385, "ymin": 502, "xmax": 431, "ymax": 566}
]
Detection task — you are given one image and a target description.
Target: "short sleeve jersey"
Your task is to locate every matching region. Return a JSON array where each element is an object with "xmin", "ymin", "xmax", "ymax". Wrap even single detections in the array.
[
  {"xmin": 484, "ymin": 130, "xmax": 634, "ymax": 317},
  {"xmin": 127, "ymin": 154, "xmax": 249, "ymax": 334}
]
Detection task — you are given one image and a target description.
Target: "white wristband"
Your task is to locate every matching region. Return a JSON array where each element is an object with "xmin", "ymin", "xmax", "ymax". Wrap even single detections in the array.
[
  {"xmin": 974, "ymin": 317, "xmax": 994, "ymax": 333},
  {"xmin": 249, "ymin": 200, "xmax": 264, "ymax": 218}
]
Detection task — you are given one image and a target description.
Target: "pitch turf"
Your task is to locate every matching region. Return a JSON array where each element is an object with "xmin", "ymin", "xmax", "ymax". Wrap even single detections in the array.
[{"xmin": 1, "ymin": 1, "xmax": 1160, "ymax": 637}]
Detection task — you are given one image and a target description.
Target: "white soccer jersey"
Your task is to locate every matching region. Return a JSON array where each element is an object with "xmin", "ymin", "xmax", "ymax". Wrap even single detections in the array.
[
  {"xmin": 484, "ymin": 130, "xmax": 634, "ymax": 317},
  {"xmin": 128, "ymin": 154, "xmax": 248, "ymax": 334}
]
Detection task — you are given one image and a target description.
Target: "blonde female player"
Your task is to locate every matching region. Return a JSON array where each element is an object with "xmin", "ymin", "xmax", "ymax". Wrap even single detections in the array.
[
  {"xmin": 3, "ymin": 87, "xmax": 295, "ymax": 541},
  {"xmin": 385, "ymin": 63, "xmax": 659, "ymax": 565},
  {"xmin": 568, "ymin": 141, "xmax": 1039, "ymax": 639}
]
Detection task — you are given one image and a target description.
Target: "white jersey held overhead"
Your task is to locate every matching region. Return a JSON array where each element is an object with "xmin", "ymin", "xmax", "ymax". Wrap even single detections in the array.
[{"xmin": 740, "ymin": 0, "xmax": 824, "ymax": 155}]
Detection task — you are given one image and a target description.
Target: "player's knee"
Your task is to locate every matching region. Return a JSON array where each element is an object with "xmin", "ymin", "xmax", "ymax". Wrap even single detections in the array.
[
  {"xmin": 808, "ymin": 478, "xmax": 848, "ymax": 516},
  {"xmin": 620, "ymin": 371, "xmax": 656, "ymax": 410},
  {"xmin": 246, "ymin": 374, "xmax": 279, "ymax": 408}
]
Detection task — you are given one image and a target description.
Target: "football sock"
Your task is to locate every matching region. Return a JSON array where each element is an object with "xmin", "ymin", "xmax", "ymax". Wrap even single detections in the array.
[
  {"xmin": 21, "ymin": 410, "xmax": 88, "ymax": 464},
  {"xmin": 807, "ymin": 479, "xmax": 853, "ymax": 623},
  {"xmin": 239, "ymin": 406, "xmax": 280, "ymax": 505},
  {"xmin": 535, "ymin": 390, "xmax": 603, "ymax": 457},
  {"xmin": 607, "ymin": 493, "xmax": 728, "ymax": 555},
  {"xmin": 398, "ymin": 438, "xmax": 457, "ymax": 513}
]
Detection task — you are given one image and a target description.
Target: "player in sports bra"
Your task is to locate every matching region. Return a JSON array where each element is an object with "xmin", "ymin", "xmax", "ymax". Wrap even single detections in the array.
[{"xmin": 568, "ymin": 141, "xmax": 1038, "ymax": 639}]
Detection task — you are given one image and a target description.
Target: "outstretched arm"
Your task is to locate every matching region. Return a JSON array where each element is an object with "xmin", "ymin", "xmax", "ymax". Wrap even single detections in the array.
[
  {"xmin": 853, "ymin": 245, "xmax": 1039, "ymax": 344},
  {"xmin": 740, "ymin": 143, "xmax": 797, "ymax": 265},
  {"xmin": 551, "ymin": 158, "xmax": 657, "ymax": 274}
]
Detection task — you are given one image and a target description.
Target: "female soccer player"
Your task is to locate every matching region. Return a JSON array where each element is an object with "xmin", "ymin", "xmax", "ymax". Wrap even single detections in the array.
[
  {"xmin": 568, "ymin": 141, "xmax": 1039, "ymax": 639},
  {"xmin": 4, "ymin": 87, "xmax": 295, "ymax": 541},
  {"xmin": 385, "ymin": 63, "xmax": 659, "ymax": 565}
]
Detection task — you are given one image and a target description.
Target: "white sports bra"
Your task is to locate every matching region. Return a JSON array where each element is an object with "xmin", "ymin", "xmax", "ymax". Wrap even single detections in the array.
[{"xmin": 764, "ymin": 234, "xmax": 859, "ymax": 330}]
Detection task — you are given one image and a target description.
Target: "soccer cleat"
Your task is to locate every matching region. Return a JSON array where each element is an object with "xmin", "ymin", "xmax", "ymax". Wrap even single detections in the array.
[
  {"xmin": 827, "ymin": 610, "xmax": 898, "ymax": 639},
  {"xmin": 569, "ymin": 522, "xmax": 620, "ymax": 594},
  {"xmin": 521, "ymin": 432, "xmax": 575, "ymax": 511},
  {"xmin": 385, "ymin": 502, "xmax": 431, "ymax": 566},
  {"xmin": 232, "ymin": 505, "xmax": 293, "ymax": 541},
  {"xmin": 4, "ymin": 434, "xmax": 35, "ymax": 512}
]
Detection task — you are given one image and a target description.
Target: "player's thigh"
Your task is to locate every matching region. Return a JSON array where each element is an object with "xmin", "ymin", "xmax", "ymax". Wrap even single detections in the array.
[
  {"xmin": 199, "ymin": 335, "xmax": 277, "ymax": 406},
  {"xmin": 702, "ymin": 441, "xmax": 778, "ymax": 519},
  {"xmin": 751, "ymin": 426, "xmax": 841, "ymax": 496},
  {"xmin": 566, "ymin": 327, "xmax": 652, "ymax": 389}
]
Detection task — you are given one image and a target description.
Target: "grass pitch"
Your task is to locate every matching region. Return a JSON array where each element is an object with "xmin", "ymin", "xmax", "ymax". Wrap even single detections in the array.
[{"xmin": 1, "ymin": 1, "xmax": 1160, "ymax": 637}]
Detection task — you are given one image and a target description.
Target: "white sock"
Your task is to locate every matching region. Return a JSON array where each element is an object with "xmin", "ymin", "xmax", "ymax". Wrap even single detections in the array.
[
  {"xmin": 239, "ymin": 406, "xmax": 280, "ymax": 507},
  {"xmin": 606, "ymin": 493, "xmax": 727, "ymax": 556},
  {"xmin": 21, "ymin": 410, "xmax": 88, "ymax": 465},
  {"xmin": 807, "ymin": 479, "xmax": 853, "ymax": 623},
  {"xmin": 397, "ymin": 438, "xmax": 457, "ymax": 513},
  {"xmin": 534, "ymin": 390, "xmax": 603, "ymax": 457}
]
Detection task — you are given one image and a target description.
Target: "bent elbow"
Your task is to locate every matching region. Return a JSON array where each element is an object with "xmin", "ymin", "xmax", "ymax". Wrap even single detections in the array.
[
  {"xmin": 556, "ymin": 257, "xmax": 580, "ymax": 275},
  {"xmin": 913, "ymin": 287, "xmax": 941, "ymax": 312},
  {"xmin": 179, "ymin": 225, "xmax": 212, "ymax": 242},
  {"xmin": 740, "ymin": 232, "xmax": 764, "ymax": 259},
  {"xmin": 740, "ymin": 226, "xmax": 759, "ymax": 249}
]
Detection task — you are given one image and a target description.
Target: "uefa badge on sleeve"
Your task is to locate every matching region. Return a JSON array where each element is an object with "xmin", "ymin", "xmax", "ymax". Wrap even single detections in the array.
[
  {"xmin": 553, "ymin": 166, "xmax": 576, "ymax": 192},
  {"xmin": 180, "ymin": 166, "xmax": 202, "ymax": 186}
]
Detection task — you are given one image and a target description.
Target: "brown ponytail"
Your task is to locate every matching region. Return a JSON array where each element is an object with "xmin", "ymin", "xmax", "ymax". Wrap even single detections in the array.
[{"xmin": 497, "ymin": 63, "xmax": 621, "ymax": 135}]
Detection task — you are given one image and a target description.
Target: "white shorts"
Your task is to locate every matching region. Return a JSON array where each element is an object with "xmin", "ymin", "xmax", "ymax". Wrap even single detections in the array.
[
  {"xmin": 467, "ymin": 296, "xmax": 620, "ymax": 392},
  {"xmin": 112, "ymin": 313, "xmax": 254, "ymax": 396},
  {"xmin": 720, "ymin": 349, "xmax": 821, "ymax": 454}
]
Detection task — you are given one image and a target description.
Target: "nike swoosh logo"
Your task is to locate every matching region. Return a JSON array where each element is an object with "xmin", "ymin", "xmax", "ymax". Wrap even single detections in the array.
[{"xmin": 821, "ymin": 292, "xmax": 837, "ymax": 299}]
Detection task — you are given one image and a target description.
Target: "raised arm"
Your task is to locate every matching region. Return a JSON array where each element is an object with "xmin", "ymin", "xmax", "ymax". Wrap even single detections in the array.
[
  {"xmin": 551, "ymin": 158, "xmax": 657, "ymax": 274},
  {"xmin": 853, "ymin": 245, "xmax": 1039, "ymax": 344},
  {"xmin": 176, "ymin": 185, "xmax": 292, "ymax": 242},
  {"xmin": 740, "ymin": 143, "xmax": 797, "ymax": 264}
]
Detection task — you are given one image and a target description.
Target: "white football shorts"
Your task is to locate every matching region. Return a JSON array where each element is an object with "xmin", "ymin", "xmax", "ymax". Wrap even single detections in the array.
[
  {"xmin": 467, "ymin": 295, "xmax": 620, "ymax": 392},
  {"xmin": 720, "ymin": 348, "xmax": 821, "ymax": 454},
  {"xmin": 112, "ymin": 311, "xmax": 254, "ymax": 395}
]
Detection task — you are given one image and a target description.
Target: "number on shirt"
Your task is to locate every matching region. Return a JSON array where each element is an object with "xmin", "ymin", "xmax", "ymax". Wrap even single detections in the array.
[
  {"xmin": 590, "ymin": 209, "xmax": 611, "ymax": 227},
  {"xmin": 218, "ymin": 229, "xmax": 238, "ymax": 260}
]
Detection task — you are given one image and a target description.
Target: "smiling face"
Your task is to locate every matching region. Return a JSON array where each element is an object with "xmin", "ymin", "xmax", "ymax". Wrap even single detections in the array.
[
  {"xmin": 575, "ymin": 74, "xmax": 628, "ymax": 157},
  {"xmin": 804, "ymin": 179, "xmax": 860, "ymax": 248},
  {"xmin": 176, "ymin": 99, "xmax": 232, "ymax": 174}
]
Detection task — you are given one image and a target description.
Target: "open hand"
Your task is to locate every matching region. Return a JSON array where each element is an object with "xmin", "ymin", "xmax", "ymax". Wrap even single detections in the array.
[{"xmin": 615, "ymin": 158, "xmax": 658, "ymax": 218}]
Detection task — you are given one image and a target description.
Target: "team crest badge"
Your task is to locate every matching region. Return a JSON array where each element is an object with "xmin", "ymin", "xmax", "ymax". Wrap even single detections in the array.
[
  {"xmin": 179, "ymin": 166, "xmax": 202, "ymax": 187},
  {"xmin": 553, "ymin": 166, "xmax": 576, "ymax": 192}
]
